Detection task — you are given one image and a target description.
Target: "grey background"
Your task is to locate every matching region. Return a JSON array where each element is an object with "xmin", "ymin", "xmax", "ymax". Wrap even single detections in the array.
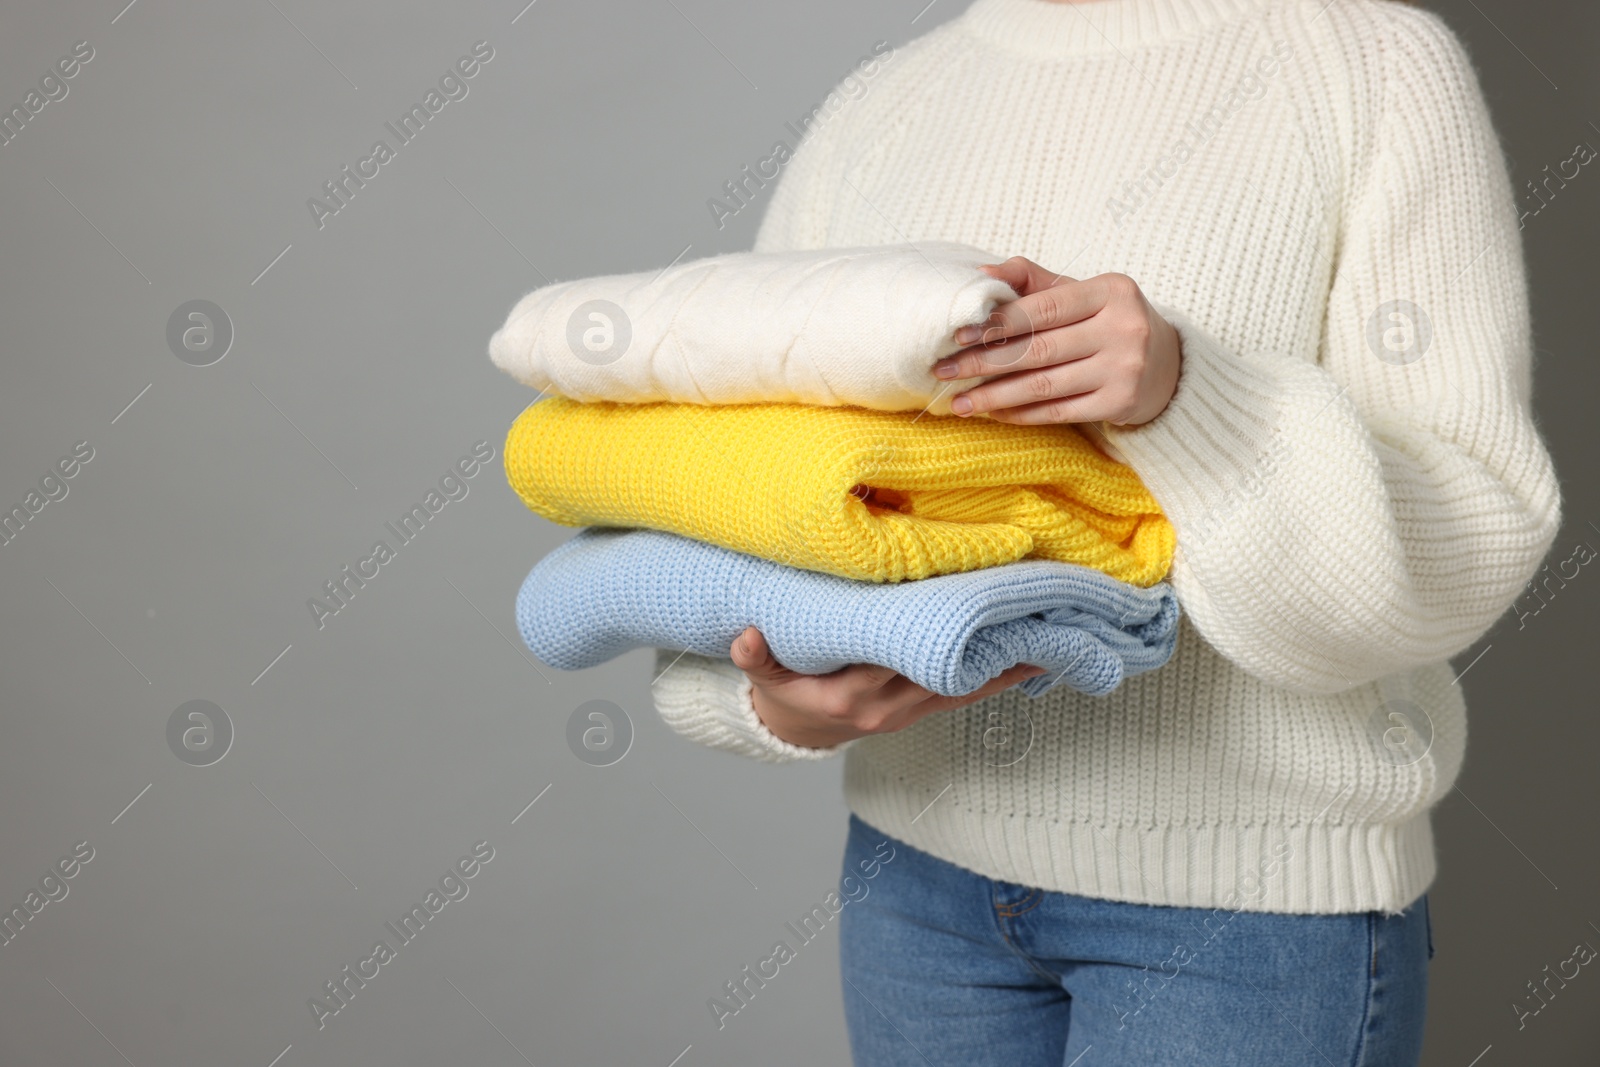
[{"xmin": 0, "ymin": 0, "xmax": 1593, "ymax": 1064}]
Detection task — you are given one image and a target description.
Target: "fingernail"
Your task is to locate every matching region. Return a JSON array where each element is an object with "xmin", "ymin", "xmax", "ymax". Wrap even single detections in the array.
[
  {"xmin": 933, "ymin": 360, "xmax": 959, "ymax": 380},
  {"xmin": 955, "ymin": 325, "xmax": 980, "ymax": 345},
  {"xmin": 950, "ymin": 395, "xmax": 973, "ymax": 416}
]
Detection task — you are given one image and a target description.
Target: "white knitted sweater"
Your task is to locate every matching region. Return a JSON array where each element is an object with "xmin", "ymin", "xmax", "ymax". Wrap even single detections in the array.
[{"xmin": 650, "ymin": 0, "xmax": 1562, "ymax": 914}]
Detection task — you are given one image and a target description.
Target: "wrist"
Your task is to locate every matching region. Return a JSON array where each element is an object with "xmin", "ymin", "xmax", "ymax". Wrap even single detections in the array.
[
  {"xmin": 750, "ymin": 685, "xmax": 851, "ymax": 750},
  {"xmin": 1118, "ymin": 313, "xmax": 1183, "ymax": 427},
  {"xmin": 651, "ymin": 649, "xmax": 849, "ymax": 763}
]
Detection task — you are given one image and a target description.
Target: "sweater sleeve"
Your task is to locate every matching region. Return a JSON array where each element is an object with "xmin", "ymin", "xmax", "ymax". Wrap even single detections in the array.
[
  {"xmin": 649, "ymin": 649, "xmax": 852, "ymax": 763},
  {"xmin": 1100, "ymin": 10, "xmax": 1561, "ymax": 694}
]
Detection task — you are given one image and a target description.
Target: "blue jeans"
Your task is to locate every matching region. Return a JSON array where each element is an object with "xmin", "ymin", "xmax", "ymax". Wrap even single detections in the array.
[{"xmin": 839, "ymin": 814, "xmax": 1432, "ymax": 1067}]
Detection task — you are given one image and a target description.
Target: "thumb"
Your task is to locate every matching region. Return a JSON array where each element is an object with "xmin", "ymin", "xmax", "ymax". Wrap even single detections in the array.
[{"xmin": 730, "ymin": 626, "xmax": 792, "ymax": 685}]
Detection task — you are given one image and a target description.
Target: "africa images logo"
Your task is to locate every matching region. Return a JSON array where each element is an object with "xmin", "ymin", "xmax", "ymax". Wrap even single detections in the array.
[
  {"xmin": 306, "ymin": 41, "xmax": 495, "ymax": 230},
  {"xmin": 306, "ymin": 441, "xmax": 494, "ymax": 630}
]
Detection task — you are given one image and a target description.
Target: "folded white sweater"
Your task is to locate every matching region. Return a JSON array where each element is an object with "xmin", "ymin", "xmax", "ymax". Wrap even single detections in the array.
[{"xmin": 487, "ymin": 241, "xmax": 1018, "ymax": 415}]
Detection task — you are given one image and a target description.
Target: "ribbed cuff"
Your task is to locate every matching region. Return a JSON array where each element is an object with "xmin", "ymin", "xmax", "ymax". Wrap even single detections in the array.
[
  {"xmin": 1102, "ymin": 303, "xmax": 1337, "ymax": 535},
  {"xmin": 649, "ymin": 649, "xmax": 852, "ymax": 764}
]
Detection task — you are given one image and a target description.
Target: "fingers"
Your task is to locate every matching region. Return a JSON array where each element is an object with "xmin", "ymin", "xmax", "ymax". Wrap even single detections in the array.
[
  {"xmin": 745, "ymin": 655, "xmax": 1051, "ymax": 748},
  {"xmin": 731, "ymin": 626, "xmax": 793, "ymax": 686},
  {"xmin": 826, "ymin": 672, "xmax": 946, "ymax": 735},
  {"xmin": 937, "ymin": 318, "xmax": 1098, "ymax": 383},
  {"xmin": 984, "ymin": 385, "xmax": 1134, "ymax": 425},
  {"xmin": 841, "ymin": 661, "xmax": 902, "ymax": 694},
  {"xmin": 949, "ymin": 359, "xmax": 1109, "ymax": 418},
  {"xmin": 735, "ymin": 629, "xmax": 903, "ymax": 703},
  {"xmin": 791, "ymin": 665, "xmax": 960, "ymax": 737},
  {"xmin": 950, "ymin": 260, "xmax": 1099, "ymax": 353},
  {"xmin": 912, "ymin": 663, "xmax": 1047, "ymax": 717},
  {"xmin": 940, "ymin": 269, "xmax": 1170, "ymax": 425},
  {"xmin": 729, "ymin": 625, "xmax": 763, "ymax": 665},
  {"xmin": 851, "ymin": 662, "xmax": 1050, "ymax": 737},
  {"xmin": 862, "ymin": 671, "xmax": 944, "ymax": 713},
  {"xmin": 734, "ymin": 629, "xmax": 1052, "ymax": 744},
  {"xmin": 977, "ymin": 256, "xmax": 1068, "ymax": 297}
]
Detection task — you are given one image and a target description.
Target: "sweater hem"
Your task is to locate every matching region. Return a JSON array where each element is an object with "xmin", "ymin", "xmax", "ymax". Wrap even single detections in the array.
[{"xmin": 844, "ymin": 756, "xmax": 1436, "ymax": 916}]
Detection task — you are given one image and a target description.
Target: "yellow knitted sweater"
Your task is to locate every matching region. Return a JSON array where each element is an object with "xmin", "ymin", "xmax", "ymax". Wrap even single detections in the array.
[{"xmin": 505, "ymin": 398, "xmax": 1174, "ymax": 585}]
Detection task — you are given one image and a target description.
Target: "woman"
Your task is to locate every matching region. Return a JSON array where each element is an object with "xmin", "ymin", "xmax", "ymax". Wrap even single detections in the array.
[{"xmin": 650, "ymin": 0, "xmax": 1562, "ymax": 1062}]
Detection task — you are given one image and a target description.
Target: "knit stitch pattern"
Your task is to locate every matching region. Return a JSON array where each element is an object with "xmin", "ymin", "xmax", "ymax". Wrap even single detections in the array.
[
  {"xmin": 503, "ymin": 397, "xmax": 1175, "ymax": 585},
  {"xmin": 516, "ymin": 528, "xmax": 1179, "ymax": 696},
  {"xmin": 644, "ymin": 0, "xmax": 1565, "ymax": 916},
  {"xmin": 487, "ymin": 241, "xmax": 1018, "ymax": 416}
]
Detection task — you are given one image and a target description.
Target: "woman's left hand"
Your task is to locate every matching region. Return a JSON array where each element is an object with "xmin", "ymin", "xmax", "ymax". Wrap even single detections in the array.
[{"xmin": 935, "ymin": 257, "xmax": 1183, "ymax": 427}]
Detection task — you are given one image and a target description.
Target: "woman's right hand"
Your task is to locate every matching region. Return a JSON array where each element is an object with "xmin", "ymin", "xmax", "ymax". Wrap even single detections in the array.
[{"xmin": 729, "ymin": 626, "xmax": 1046, "ymax": 750}]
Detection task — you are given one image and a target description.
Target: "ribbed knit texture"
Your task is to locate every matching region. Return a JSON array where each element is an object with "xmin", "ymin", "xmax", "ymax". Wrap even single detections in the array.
[
  {"xmin": 488, "ymin": 240, "xmax": 1019, "ymax": 416},
  {"xmin": 517, "ymin": 528, "xmax": 1179, "ymax": 697},
  {"xmin": 503, "ymin": 397, "xmax": 1175, "ymax": 584},
  {"xmin": 648, "ymin": 0, "xmax": 1563, "ymax": 915}
]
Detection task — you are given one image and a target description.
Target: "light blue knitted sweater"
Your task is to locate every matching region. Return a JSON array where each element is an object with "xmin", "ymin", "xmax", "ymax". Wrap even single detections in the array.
[{"xmin": 515, "ymin": 528, "xmax": 1178, "ymax": 698}]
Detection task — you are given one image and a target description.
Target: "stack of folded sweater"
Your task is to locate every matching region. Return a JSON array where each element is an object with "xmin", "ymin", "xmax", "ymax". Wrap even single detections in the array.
[{"xmin": 489, "ymin": 241, "xmax": 1180, "ymax": 698}]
